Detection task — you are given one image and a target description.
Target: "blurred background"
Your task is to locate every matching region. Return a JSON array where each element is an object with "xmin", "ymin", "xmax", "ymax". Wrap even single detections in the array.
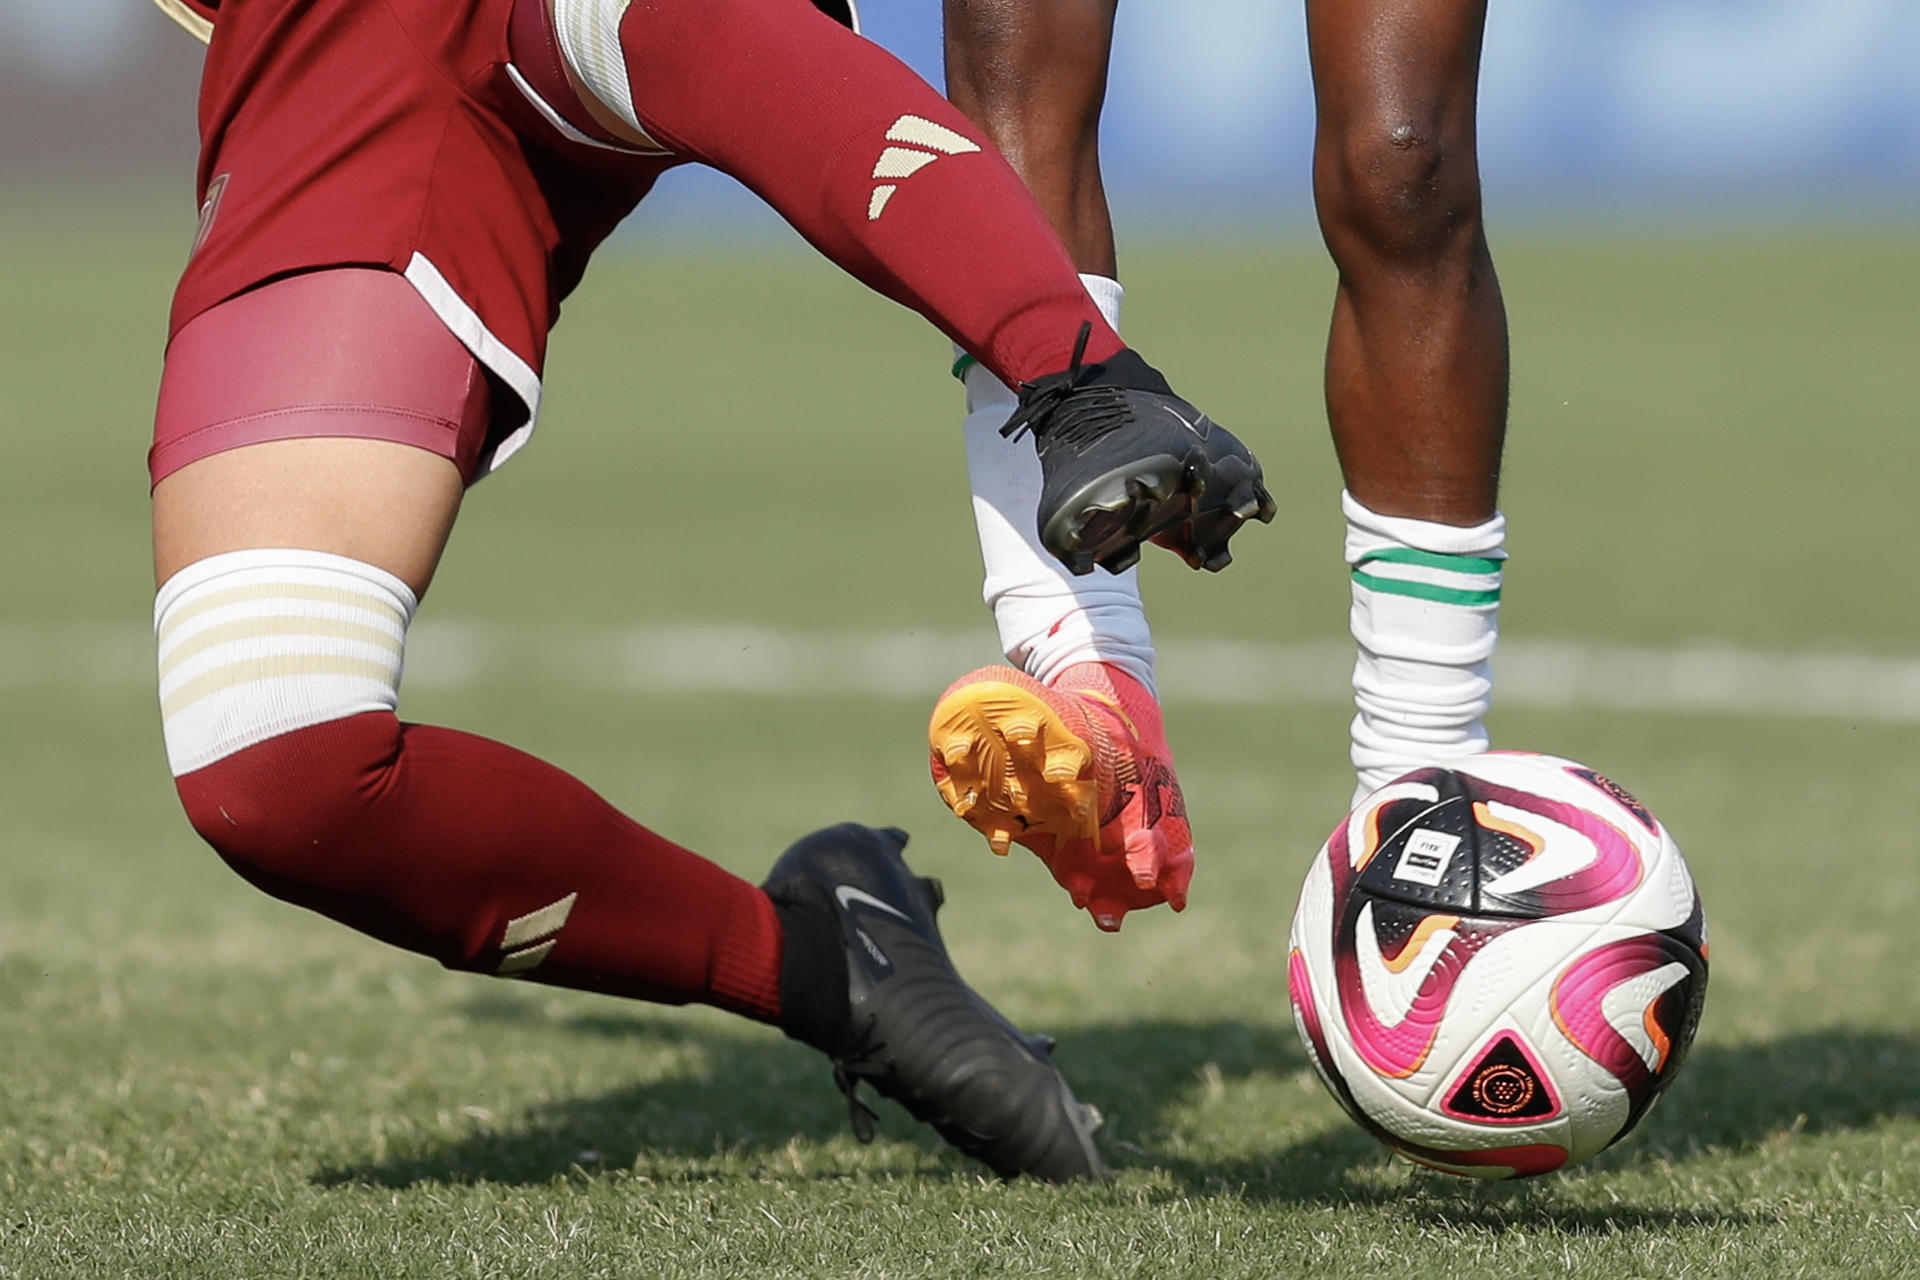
[
  {"xmin": 1, "ymin": 6, "xmax": 1916, "ymax": 1264},
  {"xmin": 8, "ymin": 0, "xmax": 1920, "ymax": 223}
]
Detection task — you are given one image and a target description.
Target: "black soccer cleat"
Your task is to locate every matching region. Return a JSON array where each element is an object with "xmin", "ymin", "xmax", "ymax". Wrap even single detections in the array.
[
  {"xmin": 762, "ymin": 823, "xmax": 1109, "ymax": 1182},
  {"xmin": 1001, "ymin": 324, "xmax": 1277, "ymax": 576}
]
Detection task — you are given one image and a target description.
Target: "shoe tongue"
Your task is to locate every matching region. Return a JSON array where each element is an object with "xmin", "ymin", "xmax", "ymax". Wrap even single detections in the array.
[{"xmin": 1079, "ymin": 348, "xmax": 1174, "ymax": 397}]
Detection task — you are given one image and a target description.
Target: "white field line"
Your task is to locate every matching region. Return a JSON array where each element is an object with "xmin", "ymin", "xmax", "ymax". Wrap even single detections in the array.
[{"xmin": 4, "ymin": 622, "xmax": 1920, "ymax": 721}]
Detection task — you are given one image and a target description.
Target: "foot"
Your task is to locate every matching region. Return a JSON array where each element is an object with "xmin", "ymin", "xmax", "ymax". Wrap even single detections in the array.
[
  {"xmin": 761, "ymin": 823, "xmax": 1108, "ymax": 1181},
  {"xmin": 1001, "ymin": 325, "xmax": 1276, "ymax": 577},
  {"xmin": 928, "ymin": 662, "xmax": 1194, "ymax": 931}
]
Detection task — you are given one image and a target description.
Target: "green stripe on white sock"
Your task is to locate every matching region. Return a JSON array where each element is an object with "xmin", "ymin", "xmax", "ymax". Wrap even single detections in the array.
[
  {"xmin": 1353, "ymin": 548, "xmax": 1502, "ymax": 608},
  {"xmin": 1361, "ymin": 547, "xmax": 1504, "ymax": 576},
  {"xmin": 1343, "ymin": 492, "xmax": 1506, "ymax": 801}
]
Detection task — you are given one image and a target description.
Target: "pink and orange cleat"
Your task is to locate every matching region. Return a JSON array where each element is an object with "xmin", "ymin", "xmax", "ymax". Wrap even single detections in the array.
[{"xmin": 927, "ymin": 662, "xmax": 1193, "ymax": 931}]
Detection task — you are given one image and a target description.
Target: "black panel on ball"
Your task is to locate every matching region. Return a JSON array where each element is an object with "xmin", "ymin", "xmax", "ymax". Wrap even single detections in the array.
[{"xmin": 1356, "ymin": 772, "xmax": 1481, "ymax": 913}]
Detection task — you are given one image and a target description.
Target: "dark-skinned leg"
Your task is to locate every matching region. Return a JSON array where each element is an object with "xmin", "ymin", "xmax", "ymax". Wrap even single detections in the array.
[
  {"xmin": 933, "ymin": 1, "xmax": 1193, "ymax": 931},
  {"xmin": 1309, "ymin": 0, "xmax": 1508, "ymax": 523},
  {"xmin": 940, "ymin": 0, "xmax": 1144, "ymax": 692},
  {"xmin": 1308, "ymin": 0, "xmax": 1510, "ymax": 799},
  {"xmin": 943, "ymin": 0, "xmax": 1120, "ymax": 276}
]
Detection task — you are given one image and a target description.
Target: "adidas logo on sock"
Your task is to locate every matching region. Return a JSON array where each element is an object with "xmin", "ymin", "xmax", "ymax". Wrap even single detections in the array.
[
  {"xmin": 869, "ymin": 115, "xmax": 981, "ymax": 221},
  {"xmin": 496, "ymin": 892, "xmax": 577, "ymax": 975}
]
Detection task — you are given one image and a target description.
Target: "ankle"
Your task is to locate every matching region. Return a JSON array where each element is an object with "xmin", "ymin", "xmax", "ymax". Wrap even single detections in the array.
[{"xmin": 761, "ymin": 882, "xmax": 851, "ymax": 1053}]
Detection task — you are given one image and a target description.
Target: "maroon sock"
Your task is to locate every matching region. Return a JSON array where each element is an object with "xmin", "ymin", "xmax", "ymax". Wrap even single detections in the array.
[
  {"xmin": 613, "ymin": 0, "xmax": 1122, "ymax": 385},
  {"xmin": 175, "ymin": 712, "xmax": 784, "ymax": 1021}
]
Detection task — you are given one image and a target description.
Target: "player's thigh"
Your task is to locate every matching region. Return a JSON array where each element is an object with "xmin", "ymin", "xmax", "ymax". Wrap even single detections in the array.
[
  {"xmin": 1304, "ymin": 0, "xmax": 1487, "ymax": 132},
  {"xmin": 153, "ymin": 441, "xmax": 463, "ymax": 597},
  {"xmin": 150, "ymin": 269, "xmax": 490, "ymax": 597}
]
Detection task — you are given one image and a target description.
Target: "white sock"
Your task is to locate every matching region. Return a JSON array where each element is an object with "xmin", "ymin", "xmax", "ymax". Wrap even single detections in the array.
[
  {"xmin": 155, "ymin": 549, "xmax": 416, "ymax": 776},
  {"xmin": 959, "ymin": 273, "xmax": 1157, "ymax": 692},
  {"xmin": 1345, "ymin": 491, "xmax": 1506, "ymax": 804}
]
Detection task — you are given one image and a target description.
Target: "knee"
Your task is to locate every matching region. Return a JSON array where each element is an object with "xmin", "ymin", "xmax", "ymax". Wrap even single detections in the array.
[
  {"xmin": 1315, "ymin": 113, "xmax": 1484, "ymax": 271},
  {"xmin": 173, "ymin": 716, "xmax": 394, "ymax": 895}
]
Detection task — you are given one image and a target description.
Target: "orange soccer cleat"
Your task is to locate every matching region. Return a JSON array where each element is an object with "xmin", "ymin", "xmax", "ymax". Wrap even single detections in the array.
[{"xmin": 927, "ymin": 662, "xmax": 1193, "ymax": 931}]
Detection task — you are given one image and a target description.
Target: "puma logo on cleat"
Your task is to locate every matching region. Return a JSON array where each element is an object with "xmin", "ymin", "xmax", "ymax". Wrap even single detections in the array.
[{"xmin": 868, "ymin": 115, "xmax": 980, "ymax": 221}]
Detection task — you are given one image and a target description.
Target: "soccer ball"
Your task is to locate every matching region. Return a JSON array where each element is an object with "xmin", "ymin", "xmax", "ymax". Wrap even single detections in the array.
[{"xmin": 1286, "ymin": 751, "xmax": 1708, "ymax": 1178}]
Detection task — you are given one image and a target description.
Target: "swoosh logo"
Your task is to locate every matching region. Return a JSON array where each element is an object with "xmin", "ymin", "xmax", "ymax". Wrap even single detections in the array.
[
  {"xmin": 835, "ymin": 884, "xmax": 913, "ymax": 923},
  {"xmin": 1164, "ymin": 405, "xmax": 1209, "ymax": 438}
]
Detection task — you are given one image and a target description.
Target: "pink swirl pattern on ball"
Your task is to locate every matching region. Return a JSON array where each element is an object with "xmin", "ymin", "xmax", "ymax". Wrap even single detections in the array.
[
  {"xmin": 1549, "ymin": 934, "xmax": 1682, "ymax": 1099},
  {"xmin": 1471, "ymin": 781, "xmax": 1646, "ymax": 914},
  {"xmin": 1288, "ymin": 948, "xmax": 1333, "ymax": 1069},
  {"xmin": 1333, "ymin": 926, "xmax": 1478, "ymax": 1079}
]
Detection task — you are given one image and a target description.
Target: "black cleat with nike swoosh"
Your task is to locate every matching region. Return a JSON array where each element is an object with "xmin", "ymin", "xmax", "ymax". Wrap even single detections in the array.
[
  {"xmin": 762, "ymin": 823, "xmax": 1108, "ymax": 1182},
  {"xmin": 1001, "ymin": 325, "xmax": 1276, "ymax": 576}
]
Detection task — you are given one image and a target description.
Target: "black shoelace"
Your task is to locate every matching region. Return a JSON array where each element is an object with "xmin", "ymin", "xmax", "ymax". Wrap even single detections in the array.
[
  {"xmin": 831, "ymin": 1020, "xmax": 885, "ymax": 1143},
  {"xmin": 999, "ymin": 321, "xmax": 1133, "ymax": 450}
]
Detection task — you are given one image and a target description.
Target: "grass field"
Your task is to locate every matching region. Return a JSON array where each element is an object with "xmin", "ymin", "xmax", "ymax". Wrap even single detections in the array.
[{"xmin": 2, "ymin": 200, "xmax": 1918, "ymax": 1278}]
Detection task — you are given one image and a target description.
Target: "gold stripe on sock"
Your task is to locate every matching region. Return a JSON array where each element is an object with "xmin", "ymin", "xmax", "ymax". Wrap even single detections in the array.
[
  {"xmin": 159, "ymin": 582, "xmax": 405, "ymax": 647},
  {"xmin": 160, "ymin": 653, "xmax": 401, "ymax": 719},
  {"xmin": 496, "ymin": 940, "xmax": 558, "ymax": 976},
  {"xmin": 159, "ymin": 615, "xmax": 404, "ymax": 684},
  {"xmin": 501, "ymin": 892, "xmax": 578, "ymax": 950}
]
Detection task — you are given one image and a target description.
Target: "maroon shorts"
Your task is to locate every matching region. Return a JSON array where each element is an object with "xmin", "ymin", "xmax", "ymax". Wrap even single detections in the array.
[
  {"xmin": 152, "ymin": 270, "xmax": 496, "ymax": 486},
  {"xmin": 160, "ymin": 0, "xmax": 675, "ymax": 483}
]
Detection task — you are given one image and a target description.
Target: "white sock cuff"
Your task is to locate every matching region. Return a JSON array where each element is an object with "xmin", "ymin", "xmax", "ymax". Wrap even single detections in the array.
[
  {"xmin": 958, "ymin": 273, "xmax": 1124, "ymax": 415},
  {"xmin": 1078, "ymin": 273, "xmax": 1124, "ymax": 332},
  {"xmin": 1342, "ymin": 490, "xmax": 1507, "ymax": 564},
  {"xmin": 155, "ymin": 549, "xmax": 417, "ymax": 776},
  {"xmin": 963, "ymin": 358, "xmax": 1018, "ymax": 416},
  {"xmin": 155, "ymin": 549, "xmax": 418, "ymax": 625},
  {"xmin": 1343, "ymin": 494, "xmax": 1506, "ymax": 801}
]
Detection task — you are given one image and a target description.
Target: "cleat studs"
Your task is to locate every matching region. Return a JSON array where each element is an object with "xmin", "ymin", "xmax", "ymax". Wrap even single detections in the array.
[
  {"xmin": 1125, "ymin": 833, "xmax": 1166, "ymax": 890},
  {"xmin": 988, "ymin": 828, "xmax": 1014, "ymax": 856},
  {"xmin": 1126, "ymin": 472, "xmax": 1170, "ymax": 504},
  {"xmin": 1041, "ymin": 753, "xmax": 1083, "ymax": 784},
  {"xmin": 1202, "ymin": 547, "xmax": 1233, "ymax": 573},
  {"xmin": 953, "ymin": 789, "xmax": 979, "ymax": 819},
  {"xmin": 1093, "ymin": 912, "xmax": 1122, "ymax": 932},
  {"xmin": 1099, "ymin": 542, "xmax": 1142, "ymax": 574}
]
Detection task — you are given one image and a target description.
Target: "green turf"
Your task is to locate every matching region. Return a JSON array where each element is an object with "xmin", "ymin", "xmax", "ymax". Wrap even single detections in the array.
[{"xmin": 2, "ymin": 200, "xmax": 1917, "ymax": 1278}]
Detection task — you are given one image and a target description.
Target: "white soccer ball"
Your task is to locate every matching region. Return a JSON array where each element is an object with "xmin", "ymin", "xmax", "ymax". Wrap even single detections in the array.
[{"xmin": 1287, "ymin": 751, "xmax": 1708, "ymax": 1178}]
